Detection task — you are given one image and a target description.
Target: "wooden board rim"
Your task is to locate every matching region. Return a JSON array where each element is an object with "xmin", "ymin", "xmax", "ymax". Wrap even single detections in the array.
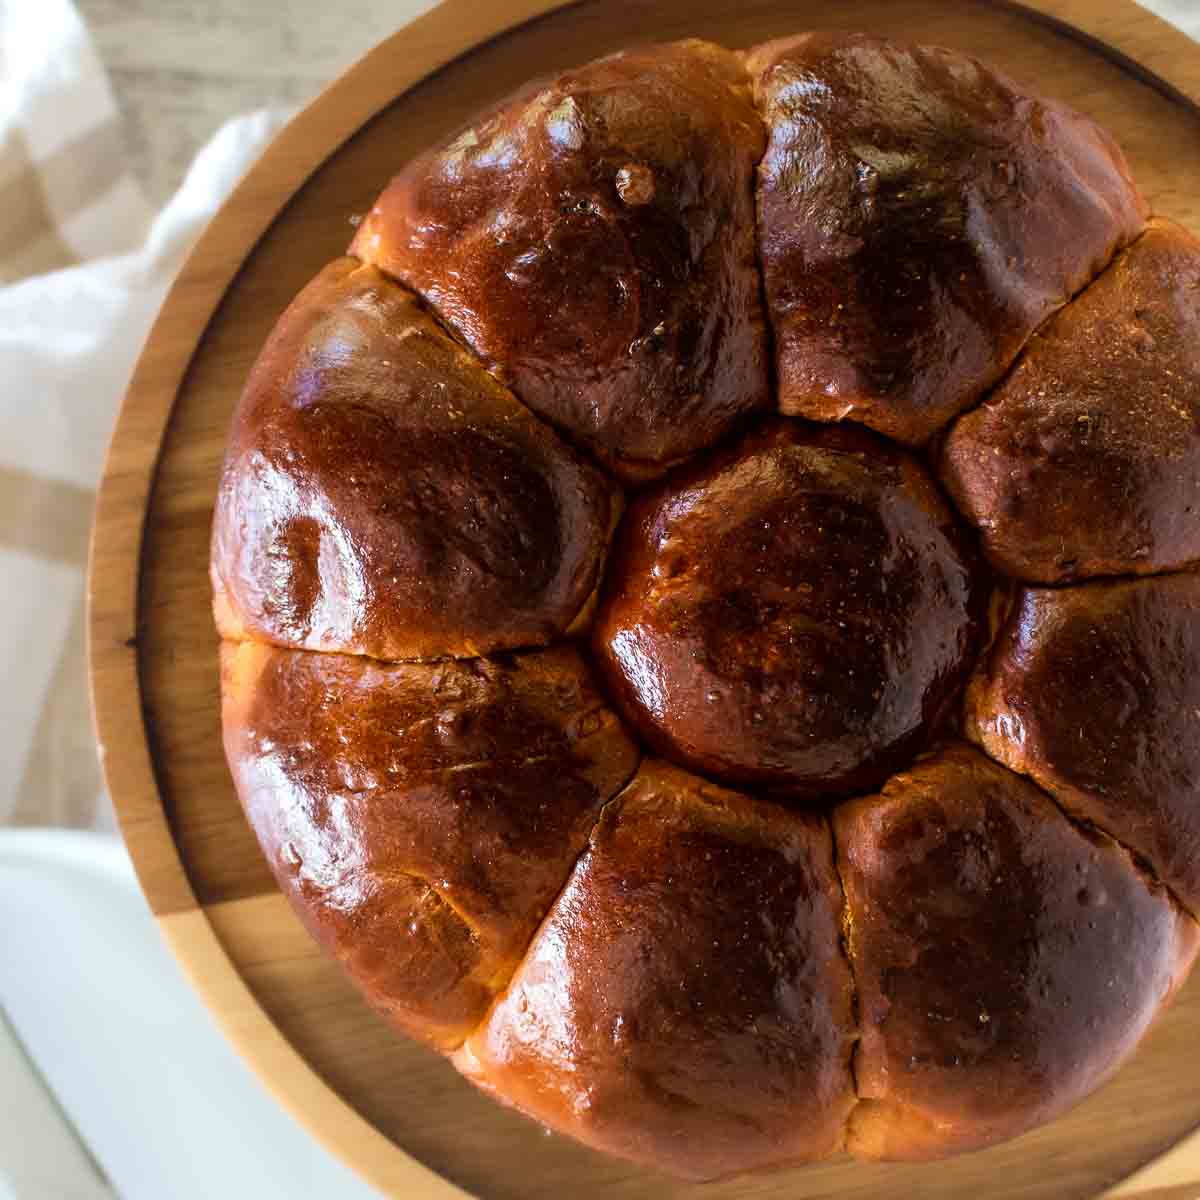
[{"xmin": 87, "ymin": 2, "xmax": 1200, "ymax": 1196}]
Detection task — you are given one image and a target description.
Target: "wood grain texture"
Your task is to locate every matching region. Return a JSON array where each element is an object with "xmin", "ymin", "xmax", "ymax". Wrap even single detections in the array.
[
  {"xmin": 1118, "ymin": 1189, "xmax": 1200, "ymax": 1200},
  {"xmin": 76, "ymin": 0, "xmax": 436, "ymax": 207},
  {"xmin": 89, "ymin": 1, "xmax": 1200, "ymax": 1197}
]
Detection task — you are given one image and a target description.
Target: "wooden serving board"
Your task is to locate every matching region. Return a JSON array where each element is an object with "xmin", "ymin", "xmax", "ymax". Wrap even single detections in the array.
[{"xmin": 89, "ymin": 2, "xmax": 1200, "ymax": 1197}]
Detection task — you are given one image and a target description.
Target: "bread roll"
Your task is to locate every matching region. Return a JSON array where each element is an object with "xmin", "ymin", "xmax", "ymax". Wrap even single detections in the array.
[
  {"xmin": 212, "ymin": 258, "xmax": 618, "ymax": 661},
  {"xmin": 221, "ymin": 640, "xmax": 639, "ymax": 1048},
  {"xmin": 457, "ymin": 760, "xmax": 855, "ymax": 1180},
  {"xmin": 749, "ymin": 33, "xmax": 1146, "ymax": 445},
  {"xmin": 835, "ymin": 743, "xmax": 1198, "ymax": 1160},
  {"xmin": 211, "ymin": 31, "xmax": 1200, "ymax": 1178},
  {"xmin": 594, "ymin": 419, "xmax": 986, "ymax": 798},
  {"xmin": 967, "ymin": 573, "xmax": 1200, "ymax": 916},
  {"xmin": 942, "ymin": 218, "xmax": 1200, "ymax": 582},
  {"xmin": 351, "ymin": 40, "xmax": 769, "ymax": 479}
]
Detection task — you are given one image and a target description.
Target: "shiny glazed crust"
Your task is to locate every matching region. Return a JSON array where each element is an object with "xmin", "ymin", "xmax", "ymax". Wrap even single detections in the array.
[
  {"xmin": 836, "ymin": 743, "xmax": 1198, "ymax": 1160},
  {"xmin": 351, "ymin": 40, "xmax": 770, "ymax": 480},
  {"xmin": 965, "ymin": 574, "xmax": 1200, "ymax": 917},
  {"xmin": 220, "ymin": 640, "xmax": 640, "ymax": 1049},
  {"xmin": 749, "ymin": 33, "xmax": 1146, "ymax": 446},
  {"xmin": 942, "ymin": 218, "xmax": 1200, "ymax": 582},
  {"xmin": 458, "ymin": 760, "xmax": 856, "ymax": 1179},
  {"xmin": 593, "ymin": 420, "xmax": 987, "ymax": 798},
  {"xmin": 213, "ymin": 32, "xmax": 1200, "ymax": 1180},
  {"xmin": 211, "ymin": 258, "xmax": 619, "ymax": 661}
]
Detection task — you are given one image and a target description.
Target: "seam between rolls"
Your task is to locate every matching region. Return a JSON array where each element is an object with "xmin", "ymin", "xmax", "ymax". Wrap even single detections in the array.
[
  {"xmin": 342, "ymin": 249, "xmax": 629, "ymax": 640},
  {"xmin": 963, "ymin": 583, "xmax": 1199, "ymax": 923},
  {"xmin": 561, "ymin": 483, "xmax": 626, "ymax": 641},
  {"xmin": 955, "ymin": 582, "xmax": 1018, "ymax": 737},
  {"xmin": 215, "ymin": 629, "xmax": 582, "ymax": 670},
  {"xmin": 343, "ymin": 251, "xmax": 482, "ymax": 373},
  {"xmin": 980, "ymin": 559, "xmax": 1200, "ymax": 594},
  {"xmin": 448, "ymin": 752, "xmax": 643, "ymax": 1055},
  {"xmin": 349, "ymin": 250, "xmax": 633, "ymax": 491},
  {"xmin": 936, "ymin": 221, "xmax": 1152, "ymax": 454},
  {"xmin": 967, "ymin": 734, "xmax": 1200, "ymax": 926},
  {"xmin": 1049, "ymin": 788, "xmax": 1198, "ymax": 924},
  {"xmin": 825, "ymin": 812, "xmax": 864, "ymax": 1148},
  {"xmin": 744, "ymin": 66, "xmax": 781, "ymax": 418}
]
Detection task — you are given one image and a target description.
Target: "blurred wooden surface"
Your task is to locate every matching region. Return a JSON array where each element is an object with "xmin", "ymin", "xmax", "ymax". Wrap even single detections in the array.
[
  {"xmin": 76, "ymin": 0, "xmax": 433, "ymax": 205},
  {"xmin": 89, "ymin": 1, "xmax": 1200, "ymax": 1198},
  {"xmin": 72, "ymin": 0, "xmax": 1200, "ymax": 207},
  {"xmin": 74, "ymin": 0, "xmax": 1200, "ymax": 206}
]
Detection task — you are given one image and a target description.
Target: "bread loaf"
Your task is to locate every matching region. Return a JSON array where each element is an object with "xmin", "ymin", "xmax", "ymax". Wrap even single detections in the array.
[{"xmin": 214, "ymin": 32, "xmax": 1200, "ymax": 1179}]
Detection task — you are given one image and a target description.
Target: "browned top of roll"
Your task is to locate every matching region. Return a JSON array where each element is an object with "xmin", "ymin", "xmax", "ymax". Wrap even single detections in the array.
[
  {"xmin": 966, "ymin": 573, "xmax": 1200, "ymax": 917},
  {"xmin": 211, "ymin": 258, "xmax": 619, "ymax": 661},
  {"xmin": 594, "ymin": 420, "xmax": 987, "ymax": 798},
  {"xmin": 942, "ymin": 218, "xmax": 1200, "ymax": 583},
  {"xmin": 749, "ymin": 32, "xmax": 1146, "ymax": 446},
  {"xmin": 457, "ymin": 759, "xmax": 855, "ymax": 1180},
  {"xmin": 835, "ymin": 742, "xmax": 1198, "ymax": 1162},
  {"xmin": 351, "ymin": 39, "xmax": 769, "ymax": 479},
  {"xmin": 220, "ymin": 640, "xmax": 639, "ymax": 1049}
]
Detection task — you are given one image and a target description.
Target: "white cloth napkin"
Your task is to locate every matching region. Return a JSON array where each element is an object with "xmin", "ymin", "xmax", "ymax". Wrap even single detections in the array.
[{"xmin": 0, "ymin": 0, "xmax": 288, "ymax": 832}]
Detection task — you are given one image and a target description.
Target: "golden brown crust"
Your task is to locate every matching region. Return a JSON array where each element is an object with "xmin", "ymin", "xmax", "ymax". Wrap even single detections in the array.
[
  {"xmin": 211, "ymin": 258, "xmax": 618, "ymax": 661},
  {"xmin": 749, "ymin": 32, "xmax": 1147, "ymax": 446},
  {"xmin": 942, "ymin": 218, "xmax": 1200, "ymax": 582},
  {"xmin": 351, "ymin": 40, "xmax": 769, "ymax": 478},
  {"xmin": 966, "ymin": 573, "xmax": 1200, "ymax": 916},
  {"xmin": 593, "ymin": 420, "xmax": 987, "ymax": 798},
  {"xmin": 456, "ymin": 760, "xmax": 855, "ymax": 1180},
  {"xmin": 208, "ymin": 32, "xmax": 1200, "ymax": 1174},
  {"xmin": 220, "ymin": 640, "xmax": 640, "ymax": 1050},
  {"xmin": 835, "ymin": 743, "xmax": 1199, "ymax": 1161}
]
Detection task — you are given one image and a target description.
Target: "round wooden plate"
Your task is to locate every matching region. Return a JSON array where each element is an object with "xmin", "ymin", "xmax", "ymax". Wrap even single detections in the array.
[{"xmin": 89, "ymin": 2, "xmax": 1200, "ymax": 1197}]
